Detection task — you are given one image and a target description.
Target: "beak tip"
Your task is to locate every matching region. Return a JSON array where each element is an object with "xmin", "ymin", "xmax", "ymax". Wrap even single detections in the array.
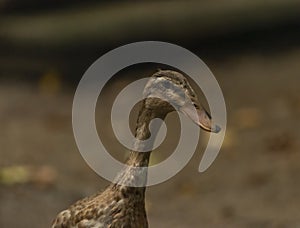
[{"xmin": 211, "ymin": 125, "xmax": 221, "ymax": 133}]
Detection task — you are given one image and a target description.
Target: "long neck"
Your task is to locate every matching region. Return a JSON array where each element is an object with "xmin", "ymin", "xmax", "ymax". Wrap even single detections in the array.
[
  {"xmin": 111, "ymin": 101, "xmax": 168, "ymax": 191},
  {"xmin": 128, "ymin": 105, "xmax": 165, "ymax": 167}
]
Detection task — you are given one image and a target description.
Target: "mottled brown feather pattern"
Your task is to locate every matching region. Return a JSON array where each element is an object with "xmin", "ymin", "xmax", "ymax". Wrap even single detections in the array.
[{"xmin": 52, "ymin": 185, "xmax": 148, "ymax": 227}]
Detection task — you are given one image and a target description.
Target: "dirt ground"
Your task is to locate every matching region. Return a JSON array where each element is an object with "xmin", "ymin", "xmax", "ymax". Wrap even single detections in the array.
[{"xmin": 0, "ymin": 47, "xmax": 300, "ymax": 228}]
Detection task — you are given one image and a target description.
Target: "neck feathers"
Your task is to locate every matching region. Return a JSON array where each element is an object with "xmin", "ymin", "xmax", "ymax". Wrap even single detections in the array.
[{"xmin": 112, "ymin": 100, "xmax": 168, "ymax": 189}]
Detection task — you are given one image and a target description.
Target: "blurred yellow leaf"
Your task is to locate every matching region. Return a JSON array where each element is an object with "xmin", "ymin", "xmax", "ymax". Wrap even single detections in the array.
[
  {"xmin": 0, "ymin": 165, "xmax": 57, "ymax": 187},
  {"xmin": 0, "ymin": 165, "xmax": 30, "ymax": 185},
  {"xmin": 39, "ymin": 70, "xmax": 62, "ymax": 95}
]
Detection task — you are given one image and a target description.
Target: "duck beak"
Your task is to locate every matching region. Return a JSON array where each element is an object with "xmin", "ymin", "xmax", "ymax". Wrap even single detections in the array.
[{"xmin": 180, "ymin": 103, "xmax": 221, "ymax": 133}]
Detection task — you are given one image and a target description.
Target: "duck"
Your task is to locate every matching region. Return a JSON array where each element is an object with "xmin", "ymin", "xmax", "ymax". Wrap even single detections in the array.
[{"xmin": 52, "ymin": 69, "xmax": 220, "ymax": 228}]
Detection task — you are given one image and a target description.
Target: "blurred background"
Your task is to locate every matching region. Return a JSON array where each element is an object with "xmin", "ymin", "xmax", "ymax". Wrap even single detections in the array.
[{"xmin": 1, "ymin": 0, "xmax": 300, "ymax": 227}]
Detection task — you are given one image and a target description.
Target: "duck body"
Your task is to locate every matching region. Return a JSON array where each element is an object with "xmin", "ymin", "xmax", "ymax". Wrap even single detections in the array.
[{"xmin": 52, "ymin": 185, "xmax": 148, "ymax": 228}]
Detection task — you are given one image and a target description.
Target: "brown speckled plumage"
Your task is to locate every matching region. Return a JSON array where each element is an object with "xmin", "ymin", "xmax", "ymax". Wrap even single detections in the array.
[{"xmin": 52, "ymin": 70, "xmax": 220, "ymax": 228}]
